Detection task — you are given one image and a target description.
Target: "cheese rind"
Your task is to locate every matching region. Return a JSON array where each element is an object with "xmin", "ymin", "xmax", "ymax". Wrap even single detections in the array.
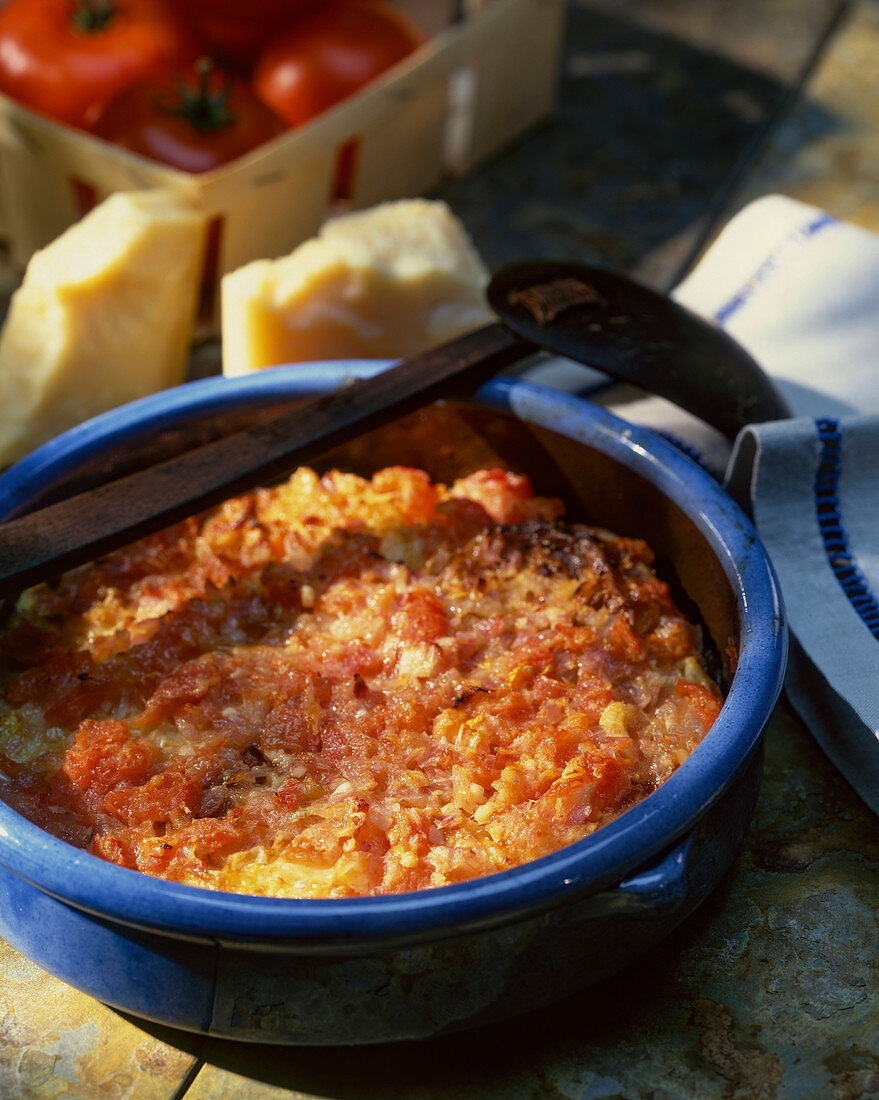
[
  {"xmin": 221, "ymin": 199, "xmax": 493, "ymax": 377},
  {"xmin": 0, "ymin": 189, "xmax": 206, "ymax": 468}
]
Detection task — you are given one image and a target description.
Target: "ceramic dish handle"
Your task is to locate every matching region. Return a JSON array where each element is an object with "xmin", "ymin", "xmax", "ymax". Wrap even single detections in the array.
[{"xmin": 616, "ymin": 832, "xmax": 695, "ymax": 909}]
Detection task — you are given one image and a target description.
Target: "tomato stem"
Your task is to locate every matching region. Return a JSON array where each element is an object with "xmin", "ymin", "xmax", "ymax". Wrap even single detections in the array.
[
  {"xmin": 71, "ymin": 0, "xmax": 115, "ymax": 33},
  {"xmin": 158, "ymin": 59, "xmax": 236, "ymax": 133}
]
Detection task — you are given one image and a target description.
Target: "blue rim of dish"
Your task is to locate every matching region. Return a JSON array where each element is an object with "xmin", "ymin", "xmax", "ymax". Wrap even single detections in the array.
[{"xmin": 0, "ymin": 363, "xmax": 787, "ymax": 943}]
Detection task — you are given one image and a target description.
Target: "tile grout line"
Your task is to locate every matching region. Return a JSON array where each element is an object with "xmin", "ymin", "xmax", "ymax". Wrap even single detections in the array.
[
  {"xmin": 170, "ymin": 1053, "xmax": 206, "ymax": 1100},
  {"xmin": 663, "ymin": 0, "xmax": 857, "ymax": 290}
]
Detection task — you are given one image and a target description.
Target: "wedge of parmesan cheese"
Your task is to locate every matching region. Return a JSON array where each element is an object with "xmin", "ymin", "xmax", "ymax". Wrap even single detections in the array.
[
  {"xmin": 0, "ymin": 189, "xmax": 206, "ymax": 468},
  {"xmin": 221, "ymin": 199, "xmax": 493, "ymax": 377}
]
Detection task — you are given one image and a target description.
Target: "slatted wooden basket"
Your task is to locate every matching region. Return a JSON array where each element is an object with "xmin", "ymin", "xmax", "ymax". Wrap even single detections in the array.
[{"xmin": 0, "ymin": 0, "xmax": 566, "ymax": 328}]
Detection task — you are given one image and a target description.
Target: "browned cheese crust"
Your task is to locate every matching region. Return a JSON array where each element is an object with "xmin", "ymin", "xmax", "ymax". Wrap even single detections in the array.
[{"xmin": 0, "ymin": 466, "xmax": 721, "ymax": 897}]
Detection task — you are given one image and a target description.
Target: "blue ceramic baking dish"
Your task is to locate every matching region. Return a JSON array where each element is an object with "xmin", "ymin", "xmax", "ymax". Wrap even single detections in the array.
[{"xmin": 0, "ymin": 363, "xmax": 787, "ymax": 1045}]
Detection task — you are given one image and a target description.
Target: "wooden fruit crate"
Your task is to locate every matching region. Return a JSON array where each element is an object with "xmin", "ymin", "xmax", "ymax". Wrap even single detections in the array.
[{"xmin": 0, "ymin": 0, "xmax": 566, "ymax": 327}]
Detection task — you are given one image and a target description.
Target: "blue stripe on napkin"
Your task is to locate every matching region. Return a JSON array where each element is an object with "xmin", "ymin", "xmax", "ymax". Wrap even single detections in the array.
[
  {"xmin": 712, "ymin": 212, "xmax": 837, "ymax": 326},
  {"xmin": 814, "ymin": 418, "xmax": 879, "ymax": 640}
]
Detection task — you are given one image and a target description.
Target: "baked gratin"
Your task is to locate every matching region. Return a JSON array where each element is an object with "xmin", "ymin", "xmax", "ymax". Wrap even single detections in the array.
[{"xmin": 0, "ymin": 466, "xmax": 721, "ymax": 897}]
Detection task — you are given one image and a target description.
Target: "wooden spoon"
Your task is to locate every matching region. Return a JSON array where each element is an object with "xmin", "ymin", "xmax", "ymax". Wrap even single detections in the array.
[{"xmin": 0, "ymin": 324, "xmax": 529, "ymax": 598}]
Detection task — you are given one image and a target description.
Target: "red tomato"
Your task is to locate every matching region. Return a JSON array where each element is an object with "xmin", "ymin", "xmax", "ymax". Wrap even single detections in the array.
[
  {"xmin": 91, "ymin": 59, "xmax": 287, "ymax": 172},
  {"xmin": 252, "ymin": 0, "xmax": 426, "ymax": 128},
  {"xmin": 0, "ymin": 0, "xmax": 200, "ymax": 129},
  {"xmin": 183, "ymin": 0, "xmax": 308, "ymax": 23},
  {"xmin": 186, "ymin": 15, "xmax": 284, "ymax": 73},
  {"xmin": 181, "ymin": 2, "xmax": 319, "ymax": 73}
]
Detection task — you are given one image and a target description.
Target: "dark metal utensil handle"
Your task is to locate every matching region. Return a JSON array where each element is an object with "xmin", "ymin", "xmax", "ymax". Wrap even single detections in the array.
[{"xmin": 489, "ymin": 260, "xmax": 791, "ymax": 439}]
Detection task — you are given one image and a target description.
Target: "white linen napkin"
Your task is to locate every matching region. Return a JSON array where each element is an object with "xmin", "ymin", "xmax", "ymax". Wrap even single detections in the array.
[{"xmin": 672, "ymin": 195, "xmax": 879, "ymax": 814}]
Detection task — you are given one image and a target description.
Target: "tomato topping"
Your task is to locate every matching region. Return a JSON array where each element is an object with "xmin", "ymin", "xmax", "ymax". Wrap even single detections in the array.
[
  {"xmin": 391, "ymin": 588, "xmax": 449, "ymax": 643},
  {"xmin": 675, "ymin": 678, "xmax": 724, "ymax": 728},
  {"xmin": 54, "ymin": 719, "xmax": 157, "ymax": 815},
  {"xmin": 102, "ymin": 770, "xmax": 201, "ymax": 825}
]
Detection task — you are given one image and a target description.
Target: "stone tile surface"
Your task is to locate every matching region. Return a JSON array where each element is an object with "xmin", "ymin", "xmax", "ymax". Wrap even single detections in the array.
[
  {"xmin": 0, "ymin": 940, "xmax": 197, "ymax": 1100},
  {"xmin": 721, "ymin": 0, "xmax": 879, "ymax": 234},
  {"xmin": 437, "ymin": 0, "xmax": 844, "ymax": 289}
]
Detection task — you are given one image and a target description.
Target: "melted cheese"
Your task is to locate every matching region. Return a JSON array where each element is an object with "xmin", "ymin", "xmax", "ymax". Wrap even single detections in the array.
[
  {"xmin": 220, "ymin": 199, "xmax": 493, "ymax": 376},
  {"xmin": 0, "ymin": 466, "xmax": 723, "ymax": 899},
  {"xmin": 0, "ymin": 189, "xmax": 206, "ymax": 467}
]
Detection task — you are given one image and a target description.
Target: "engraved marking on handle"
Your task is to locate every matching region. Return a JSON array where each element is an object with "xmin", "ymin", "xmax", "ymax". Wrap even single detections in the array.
[{"xmin": 508, "ymin": 278, "xmax": 607, "ymax": 325}]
